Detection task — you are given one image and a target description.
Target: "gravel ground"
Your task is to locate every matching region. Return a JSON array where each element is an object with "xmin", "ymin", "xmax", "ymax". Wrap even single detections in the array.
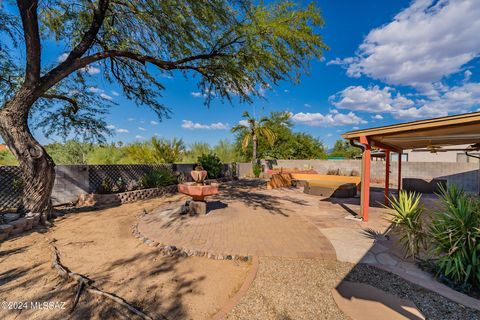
[
  {"xmin": 226, "ymin": 258, "xmax": 480, "ymax": 320},
  {"xmin": 227, "ymin": 257, "xmax": 352, "ymax": 320},
  {"xmin": 346, "ymin": 264, "xmax": 480, "ymax": 320}
]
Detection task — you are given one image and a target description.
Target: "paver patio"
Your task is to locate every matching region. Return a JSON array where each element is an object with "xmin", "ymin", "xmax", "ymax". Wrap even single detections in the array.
[{"xmin": 138, "ymin": 181, "xmax": 337, "ymax": 260}]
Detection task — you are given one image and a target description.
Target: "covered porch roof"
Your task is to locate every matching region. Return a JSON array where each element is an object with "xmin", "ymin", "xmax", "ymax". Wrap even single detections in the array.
[
  {"xmin": 342, "ymin": 111, "xmax": 480, "ymax": 152},
  {"xmin": 341, "ymin": 111, "xmax": 480, "ymax": 222}
]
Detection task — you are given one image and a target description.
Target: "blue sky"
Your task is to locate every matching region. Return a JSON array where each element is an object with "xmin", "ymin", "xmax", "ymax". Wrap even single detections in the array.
[{"xmin": 19, "ymin": 1, "xmax": 480, "ymax": 148}]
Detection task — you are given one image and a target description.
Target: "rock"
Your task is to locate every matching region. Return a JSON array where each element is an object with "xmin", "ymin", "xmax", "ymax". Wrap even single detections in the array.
[
  {"xmin": 0, "ymin": 224, "xmax": 13, "ymax": 234},
  {"xmin": 0, "ymin": 233, "xmax": 8, "ymax": 241},
  {"xmin": 166, "ymin": 245, "xmax": 177, "ymax": 251},
  {"xmin": 189, "ymin": 201, "xmax": 207, "ymax": 215},
  {"xmin": 24, "ymin": 217, "xmax": 34, "ymax": 231},
  {"xmin": 9, "ymin": 218, "xmax": 26, "ymax": 229},
  {"xmin": 3, "ymin": 213, "xmax": 20, "ymax": 223}
]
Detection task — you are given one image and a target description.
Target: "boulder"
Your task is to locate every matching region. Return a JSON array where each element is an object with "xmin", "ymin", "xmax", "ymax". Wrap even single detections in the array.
[{"xmin": 3, "ymin": 213, "xmax": 20, "ymax": 223}]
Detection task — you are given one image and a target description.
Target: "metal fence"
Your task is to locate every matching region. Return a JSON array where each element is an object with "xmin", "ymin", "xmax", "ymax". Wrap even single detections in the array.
[
  {"xmin": 0, "ymin": 166, "xmax": 23, "ymax": 210},
  {"xmin": 88, "ymin": 164, "xmax": 173, "ymax": 193}
]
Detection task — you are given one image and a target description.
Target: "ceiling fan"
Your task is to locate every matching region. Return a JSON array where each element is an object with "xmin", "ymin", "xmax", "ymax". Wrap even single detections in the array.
[{"xmin": 412, "ymin": 143, "xmax": 480, "ymax": 153}]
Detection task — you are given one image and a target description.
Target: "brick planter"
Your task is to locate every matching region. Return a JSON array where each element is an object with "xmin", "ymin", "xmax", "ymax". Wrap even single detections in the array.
[{"xmin": 77, "ymin": 184, "xmax": 178, "ymax": 207}]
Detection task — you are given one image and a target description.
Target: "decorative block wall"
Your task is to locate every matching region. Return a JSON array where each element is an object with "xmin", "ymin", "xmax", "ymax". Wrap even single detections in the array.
[{"xmin": 0, "ymin": 163, "xmax": 234, "ymax": 210}]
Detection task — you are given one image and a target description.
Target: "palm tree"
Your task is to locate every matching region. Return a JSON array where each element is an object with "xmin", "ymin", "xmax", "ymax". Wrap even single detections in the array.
[
  {"xmin": 231, "ymin": 111, "xmax": 276, "ymax": 162},
  {"xmin": 151, "ymin": 137, "xmax": 185, "ymax": 163}
]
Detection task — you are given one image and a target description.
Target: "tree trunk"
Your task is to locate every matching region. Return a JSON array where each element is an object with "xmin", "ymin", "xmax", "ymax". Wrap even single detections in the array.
[
  {"xmin": 252, "ymin": 134, "xmax": 257, "ymax": 162},
  {"xmin": 0, "ymin": 88, "xmax": 56, "ymax": 222}
]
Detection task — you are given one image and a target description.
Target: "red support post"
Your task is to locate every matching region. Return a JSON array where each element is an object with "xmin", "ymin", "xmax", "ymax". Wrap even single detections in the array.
[
  {"xmin": 397, "ymin": 152, "xmax": 402, "ymax": 193},
  {"xmin": 385, "ymin": 149, "xmax": 390, "ymax": 206},
  {"xmin": 359, "ymin": 136, "xmax": 371, "ymax": 222}
]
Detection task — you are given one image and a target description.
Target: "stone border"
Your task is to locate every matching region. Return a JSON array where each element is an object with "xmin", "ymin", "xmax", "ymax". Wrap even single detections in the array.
[
  {"xmin": 0, "ymin": 212, "xmax": 41, "ymax": 241},
  {"xmin": 131, "ymin": 210, "xmax": 252, "ymax": 262},
  {"xmin": 211, "ymin": 256, "xmax": 260, "ymax": 320},
  {"xmin": 77, "ymin": 185, "xmax": 178, "ymax": 207}
]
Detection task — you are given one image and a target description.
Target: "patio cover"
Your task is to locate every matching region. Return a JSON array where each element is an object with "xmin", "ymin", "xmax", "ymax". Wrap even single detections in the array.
[{"xmin": 342, "ymin": 111, "xmax": 480, "ymax": 221}]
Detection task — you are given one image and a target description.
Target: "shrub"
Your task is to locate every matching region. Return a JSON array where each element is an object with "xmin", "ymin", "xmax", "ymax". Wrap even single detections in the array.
[
  {"xmin": 96, "ymin": 179, "xmax": 113, "ymax": 194},
  {"xmin": 198, "ymin": 153, "xmax": 223, "ymax": 179},
  {"xmin": 252, "ymin": 162, "xmax": 262, "ymax": 178},
  {"xmin": 140, "ymin": 168, "xmax": 177, "ymax": 189},
  {"xmin": 12, "ymin": 178, "xmax": 23, "ymax": 192},
  {"xmin": 386, "ymin": 190, "xmax": 425, "ymax": 259},
  {"xmin": 429, "ymin": 184, "xmax": 480, "ymax": 290}
]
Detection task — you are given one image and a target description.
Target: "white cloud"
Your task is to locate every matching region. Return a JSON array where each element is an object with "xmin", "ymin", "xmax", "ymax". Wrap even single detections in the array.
[
  {"xmin": 335, "ymin": 1, "xmax": 480, "ymax": 89},
  {"xmin": 57, "ymin": 53, "xmax": 69, "ymax": 62},
  {"xmin": 332, "ymin": 83, "xmax": 480, "ymax": 120},
  {"xmin": 372, "ymin": 114, "xmax": 384, "ymax": 120},
  {"xmin": 284, "ymin": 89, "xmax": 289, "ymax": 93},
  {"xmin": 396, "ymin": 82, "xmax": 480, "ymax": 119},
  {"xmin": 106, "ymin": 124, "xmax": 116, "ymax": 129},
  {"xmin": 150, "ymin": 121, "xmax": 158, "ymax": 125},
  {"xmin": 88, "ymin": 87, "xmax": 103, "ymax": 93},
  {"xmin": 138, "ymin": 127, "xmax": 146, "ymax": 131},
  {"xmin": 181, "ymin": 120, "xmax": 229, "ymax": 130},
  {"xmin": 127, "ymin": 118, "xmax": 135, "ymax": 121},
  {"xmin": 238, "ymin": 120, "xmax": 249, "ymax": 126},
  {"xmin": 111, "ymin": 90, "xmax": 120, "ymax": 96},
  {"xmin": 304, "ymin": 103, "xmax": 312, "ymax": 108},
  {"xmin": 115, "ymin": 128, "xmax": 129, "ymax": 133},
  {"xmin": 292, "ymin": 111, "xmax": 367, "ymax": 127},
  {"xmin": 135, "ymin": 135, "xmax": 144, "ymax": 139},
  {"xmin": 100, "ymin": 93, "xmax": 113, "ymax": 100},
  {"xmin": 80, "ymin": 65, "xmax": 101, "ymax": 75},
  {"xmin": 352, "ymin": 126, "xmax": 360, "ymax": 130},
  {"xmin": 191, "ymin": 92, "xmax": 203, "ymax": 97},
  {"xmin": 464, "ymin": 70, "xmax": 473, "ymax": 82},
  {"xmin": 330, "ymin": 85, "xmax": 414, "ymax": 113}
]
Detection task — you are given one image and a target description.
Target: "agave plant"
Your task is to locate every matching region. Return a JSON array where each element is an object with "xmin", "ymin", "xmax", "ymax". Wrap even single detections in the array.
[
  {"xmin": 430, "ymin": 184, "xmax": 480, "ymax": 289},
  {"xmin": 385, "ymin": 190, "xmax": 425, "ymax": 259}
]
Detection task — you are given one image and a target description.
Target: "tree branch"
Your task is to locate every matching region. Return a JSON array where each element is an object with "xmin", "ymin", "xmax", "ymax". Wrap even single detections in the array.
[
  {"xmin": 59, "ymin": 0, "xmax": 110, "ymax": 65},
  {"xmin": 41, "ymin": 94, "xmax": 79, "ymax": 114},
  {"xmin": 17, "ymin": 0, "xmax": 41, "ymax": 87},
  {"xmin": 39, "ymin": 49, "xmax": 224, "ymax": 93}
]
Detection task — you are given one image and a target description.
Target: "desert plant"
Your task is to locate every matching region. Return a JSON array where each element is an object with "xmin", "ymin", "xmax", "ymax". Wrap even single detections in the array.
[
  {"xmin": 429, "ymin": 184, "xmax": 480, "ymax": 289},
  {"xmin": 386, "ymin": 190, "xmax": 425, "ymax": 259},
  {"xmin": 96, "ymin": 179, "xmax": 113, "ymax": 194},
  {"xmin": 140, "ymin": 168, "xmax": 177, "ymax": 189},
  {"xmin": 252, "ymin": 162, "xmax": 263, "ymax": 178},
  {"xmin": 12, "ymin": 178, "xmax": 24, "ymax": 192},
  {"xmin": 198, "ymin": 153, "xmax": 223, "ymax": 179}
]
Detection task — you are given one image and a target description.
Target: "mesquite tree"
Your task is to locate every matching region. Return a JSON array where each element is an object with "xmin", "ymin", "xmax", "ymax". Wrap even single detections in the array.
[{"xmin": 0, "ymin": 0, "xmax": 326, "ymax": 219}]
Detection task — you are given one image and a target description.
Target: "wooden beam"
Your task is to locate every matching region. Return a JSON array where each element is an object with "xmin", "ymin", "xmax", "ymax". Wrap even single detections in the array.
[
  {"xmin": 360, "ymin": 139, "xmax": 371, "ymax": 222},
  {"xmin": 385, "ymin": 149, "xmax": 390, "ymax": 206},
  {"xmin": 397, "ymin": 153, "xmax": 402, "ymax": 193}
]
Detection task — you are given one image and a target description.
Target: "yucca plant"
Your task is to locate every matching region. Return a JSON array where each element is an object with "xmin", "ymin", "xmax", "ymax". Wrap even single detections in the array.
[
  {"xmin": 385, "ymin": 190, "xmax": 425, "ymax": 259},
  {"xmin": 430, "ymin": 184, "xmax": 480, "ymax": 290}
]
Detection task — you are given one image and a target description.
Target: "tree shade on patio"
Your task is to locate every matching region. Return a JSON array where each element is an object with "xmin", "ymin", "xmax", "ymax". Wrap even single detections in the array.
[{"xmin": 342, "ymin": 111, "xmax": 480, "ymax": 221}]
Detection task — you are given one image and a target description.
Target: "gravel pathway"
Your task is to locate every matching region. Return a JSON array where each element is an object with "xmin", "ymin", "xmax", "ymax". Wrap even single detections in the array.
[
  {"xmin": 227, "ymin": 257, "xmax": 352, "ymax": 320},
  {"xmin": 227, "ymin": 258, "xmax": 480, "ymax": 320},
  {"xmin": 346, "ymin": 264, "xmax": 480, "ymax": 320}
]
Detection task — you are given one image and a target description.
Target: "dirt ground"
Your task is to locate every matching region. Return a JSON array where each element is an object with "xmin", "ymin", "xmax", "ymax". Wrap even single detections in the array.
[{"xmin": 0, "ymin": 196, "xmax": 251, "ymax": 320}]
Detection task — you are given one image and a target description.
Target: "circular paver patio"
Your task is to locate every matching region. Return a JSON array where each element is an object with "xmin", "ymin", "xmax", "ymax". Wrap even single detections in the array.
[{"xmin": 137, "ymin": 183, "xmax": 336, "ymax": 260}]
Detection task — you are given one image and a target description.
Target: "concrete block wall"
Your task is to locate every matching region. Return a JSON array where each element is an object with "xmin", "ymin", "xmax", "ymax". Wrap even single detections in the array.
[
  {"xmin": 237, "ymin": 162, "xmax": 253, "ymax": 177},
  {"xmin": 254, "ymin": 159, "xmax": 479, "ymax": 193},
  {"xmin": 52, "ymin": 165, "xmax": 89, "ymax": 205}
]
